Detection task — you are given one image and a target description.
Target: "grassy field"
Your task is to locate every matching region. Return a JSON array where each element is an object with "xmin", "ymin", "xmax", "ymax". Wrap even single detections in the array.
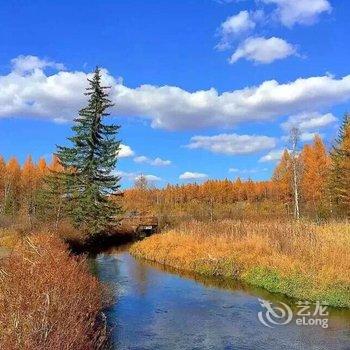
[{"xmin": 131, "ymin": 220, "xmax": 350, "ymax": 308}]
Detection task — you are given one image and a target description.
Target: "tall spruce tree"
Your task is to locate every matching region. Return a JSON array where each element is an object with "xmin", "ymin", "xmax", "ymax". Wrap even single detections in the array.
[
  {"xmin": 56, "ymin": 68, "xmax": 121, "ymax": 234},
  {"xmin": 329, "ymin": 114, "xmax": 350, "ymax": 216}
]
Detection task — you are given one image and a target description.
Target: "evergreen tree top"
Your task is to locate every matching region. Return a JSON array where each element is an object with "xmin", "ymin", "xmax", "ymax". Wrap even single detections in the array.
[{"xmin": 55, "ymin": 67, "xmax": 122, "ymax": 234}]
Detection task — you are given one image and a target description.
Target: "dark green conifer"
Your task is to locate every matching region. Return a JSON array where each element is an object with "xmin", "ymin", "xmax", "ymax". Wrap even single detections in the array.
[
  {"xmin": 329, "ymin": 113, "xmax": 350, "ymax": 216},
  {"xmin": 56, "ymin": 68, "xmax": 121, "ymax": 234}
]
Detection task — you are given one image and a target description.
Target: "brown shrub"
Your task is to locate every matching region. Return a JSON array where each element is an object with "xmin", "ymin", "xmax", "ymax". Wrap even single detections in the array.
[{"xmin": 0, "ymin": 234, "xmax": 108, "ymax": 350}]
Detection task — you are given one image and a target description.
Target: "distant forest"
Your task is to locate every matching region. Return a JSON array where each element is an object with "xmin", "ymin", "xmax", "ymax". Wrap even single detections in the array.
[{"xmin": 1, "ymin": 116, "xmax": 348, "ymax": 230}]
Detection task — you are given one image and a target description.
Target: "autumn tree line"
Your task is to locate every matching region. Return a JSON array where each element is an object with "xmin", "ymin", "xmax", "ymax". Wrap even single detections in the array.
[
  {"xmin": 0, "ymin": 115, "xmax": 348, "ymax": 231},
  {"xmin": 124, "ymin": 116, "xmax": 350, "ymax": 224},
  {"xmin": 0, "ymin": 155, "xmax": 61, "ymax": 226}
]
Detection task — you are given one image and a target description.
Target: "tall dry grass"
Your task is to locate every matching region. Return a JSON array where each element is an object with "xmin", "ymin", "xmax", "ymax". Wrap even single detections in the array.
[
  {"xmin": 131, "ymin": 220, "xmax": 350, "ymax": 307},
  {"xmin": 0, "ymin": 234, "xmax": 109, "ymax": 350}
]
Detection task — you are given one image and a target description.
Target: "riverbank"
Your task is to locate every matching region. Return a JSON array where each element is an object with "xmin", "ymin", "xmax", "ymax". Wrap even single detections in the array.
[
  {"xmin": 0, "ymin": 232, "xmax": 109, "ymax": 349},
  {"xmin": 94, "ymin": 248, "xmax": 350, "ymax": 349},
  {"xmin": 131, "ymin": 220, "xmax": 350, "ymax": 308}
]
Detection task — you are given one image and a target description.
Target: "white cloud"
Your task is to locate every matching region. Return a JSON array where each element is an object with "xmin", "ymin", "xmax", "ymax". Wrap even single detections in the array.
[
  {"xmin": 229, "ymin": 167, "xmax": 268, "ymax": 173},
  {"xmin": 134, "ymin": 156, "xmax": 171, "ymax": 166},
  {"xmin": 11, "ymin": 55, "xmax": 65, "ymax": 73},
  {"xmin": 3, "ymin": 55, "xmax": 350, "ymax": 131},
  {"xmin": 300, "ymin": 131, "xmax": 323, "ymax": 142},
  {"xmin": 114, "ymin": 170, "xmax": 134, "ymax": 180},
  {"xmin": 133, "ymin": 156, "xmax": 148, "ymax": 163},
  {"xmin": 136, "ymin": 174, "xmax": 161, "ymax": 182},
  {"xmin": 229, "ymin": 36, "xmax": 296, "ymax": 64},
  {"xmin": 53, "ymin": 117, "xmax": 69, "ymax": 124},
  {"xmin": 281, "ymin": 111, "xmax": 337, "ymax": 132},
  {"xmin": 187, "ymin": 133, "xmax": 276, "ymax": 155},
  {"xmin": 217, "ymin": 11, "xmax": 256, "ymax": 50},
  {"xmin": 115, "ymin": 170, "xmax": 161, "ymax": 182},
  {"xmin": 259, "ymin": 149, "xmax": 287, "ymax": 162},
  {"xmin": 118, "ymin": 144, "xmax": 135, "ymax": 158},
  {"xmin": 152, "ymin": 157, "xmax": 172, "ymax": 166},
  {"xmin": 179, "ymin": 172, "xmax": 208, "ymax": 180},
  {"xmin": 262, "ymin": 0, "xmax": 332, "ymax": 27}
]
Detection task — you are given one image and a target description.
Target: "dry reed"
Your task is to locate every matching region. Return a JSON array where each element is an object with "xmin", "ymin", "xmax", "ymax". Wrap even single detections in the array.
[
  {"xmin": 131, "ymin": 220, "xmax": 350, "ymax": 307},
  {"xmin": 0, "ymin": 234, "xmax": 109, "ymax": 350}
]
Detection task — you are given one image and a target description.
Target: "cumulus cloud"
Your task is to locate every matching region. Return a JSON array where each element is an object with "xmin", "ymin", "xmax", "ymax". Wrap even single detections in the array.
[
  {"xmin": 262, "ymin": 0, "xmax": 332, "ymax": 27},
  {"xmin": 136, "ymin": 174, "xmax": 161, "ymax": 182},
  {"xmin": 281, "ymin": 111, "xmax": 337, "ymax": 132},
  {"xmin": 216, "ymin": 11, "xmax": 256, "ymax": 50},
  {"xmin": 281, "ymin": 112, "xmax": 335, "ymax": 144},
  {"xmin": 229, "ymin": 167, "xmax": 268, "ymax": 173},
  {"xmin": 11, "ymin": 55, "xmax": 65, "ymax": 73},
  {"xmin": 229, "ymin": 36, "xmax": 297, "ymax": 64},
  {"xmin": 216, "ymin": 1, "xmax": 330, "ymax": 64},
  {"xmin": 187, "ymin": 133, "xmax": 276, "ymax": 155},
  {"xmin": 3, "ymin": 55, "xmax": 350, "ymax": 130},
  {"xmin": 134, "ymin": 156, "xmax": 171, "ymax": 166},
  {"xmin": 300, "ymin": 131, "xmax": 324, "ymax": 142},
  {"xmin": 133, "ymin": 156, "xmax": 148, "ymax": 163},
  {"xmin": 179, "ymin": 172, "xmax": 208, "ymax": 180},
  {"xmin": 115, "ymin": 170, "xmax": 161, "ymax": 182},
  {"xmin": 259, "ymin": 149, "xmax": 287, "ymax": 162},
  {"xmin": 118, "ymin": 144, "xmax": 135, "ymax": 158},
  {"xmin": 152, "ymin": 158, "xmax": 172, "ymax": 166}
]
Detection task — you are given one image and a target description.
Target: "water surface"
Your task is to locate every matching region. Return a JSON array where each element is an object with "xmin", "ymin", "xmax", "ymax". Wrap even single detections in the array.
[{"xmin": 92, "ymin": 246, "xmax": 350, "ymax": 350}]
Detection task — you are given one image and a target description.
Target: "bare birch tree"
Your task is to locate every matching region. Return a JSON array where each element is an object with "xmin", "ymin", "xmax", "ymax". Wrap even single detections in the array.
[{"xmin": 290, "ymin": 127, "xmax": 301, "ymax": 220}]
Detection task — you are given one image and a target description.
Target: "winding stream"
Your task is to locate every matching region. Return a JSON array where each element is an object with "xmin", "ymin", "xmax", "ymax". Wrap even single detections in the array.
[{"xmin": 91, "ymin": 246, "xmax": 350, "ymax": 350}]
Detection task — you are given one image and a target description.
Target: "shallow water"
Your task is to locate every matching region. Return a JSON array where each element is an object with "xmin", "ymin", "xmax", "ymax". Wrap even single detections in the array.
[{"xmin": 91, "ymin": 246, "xmax": 350, "ymax": 350}]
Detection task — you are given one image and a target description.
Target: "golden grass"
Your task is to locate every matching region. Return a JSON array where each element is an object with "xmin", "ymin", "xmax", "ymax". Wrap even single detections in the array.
[
  {"xmin": 131, "ymin": 220, "xmax": 350, "ymax": 307},
  {"xmin": 0, "ymin": 234, "xmax": 109, "ymax": 349}
]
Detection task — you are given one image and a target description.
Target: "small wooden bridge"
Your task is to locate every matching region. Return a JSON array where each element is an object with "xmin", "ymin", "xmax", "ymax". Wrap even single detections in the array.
[{"xmin": 117, "ymin": 213, "xmax": 158, "ymax": 238}]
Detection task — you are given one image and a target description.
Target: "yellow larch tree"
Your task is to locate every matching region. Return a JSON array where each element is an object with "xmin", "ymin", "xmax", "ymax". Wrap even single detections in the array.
[
  {"xmin": 4, "ymin": 157, "xmax": 21, "ymax": 215},
  {"xmin": 272, "ymin": 150, "xmax": 293, "ymax": 207},
  {"xmin": 300, "ymin": 135, "xmax": 330, "ymax": 216}
]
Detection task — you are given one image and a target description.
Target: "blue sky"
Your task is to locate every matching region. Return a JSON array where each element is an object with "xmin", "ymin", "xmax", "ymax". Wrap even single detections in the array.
[{"xmin": 0, "ymin": 0, "xmax": 349, "ymax": 187}]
